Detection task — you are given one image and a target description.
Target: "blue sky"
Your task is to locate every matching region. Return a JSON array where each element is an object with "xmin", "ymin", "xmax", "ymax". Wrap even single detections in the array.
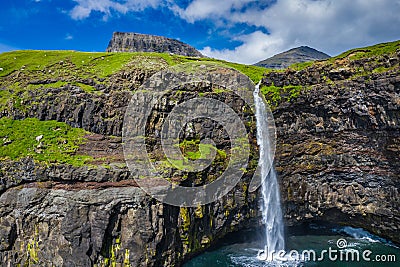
[{"xmin": 1, "ymin": 0, "xmax": 400, "ymax": 64}]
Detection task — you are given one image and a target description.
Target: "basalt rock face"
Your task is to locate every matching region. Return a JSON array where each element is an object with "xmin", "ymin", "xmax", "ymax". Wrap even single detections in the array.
[
  {"xmin": 106, "ymin": 32, "xmax": 204, "ymax": 57},
  {"xmin": 0, "ymin": 62, "xmax": 260, "ymax": 266},
  {"xmin": 0, "ymin": 175, "xmax": 257, "ymax": 266},
  {"xmin": 263, "ymin": 48, "xmax": 400, "ymax": 243}
]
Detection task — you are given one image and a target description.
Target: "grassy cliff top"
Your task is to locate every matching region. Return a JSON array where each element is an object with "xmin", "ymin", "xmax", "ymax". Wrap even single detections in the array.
[
  {"xmin": 261, "ymin": 40, "xmax": 400, "ymax": 107},
  {"xmin": 333, "ymin": 40, "xmax": 400, "ymax": 60},
  {"xmin": 289, "ymin": 40, "xmax": 400, "ymax": 70},
  {"xmin": 0, "ymin": 41, "xmax": 398, "ymax": 166},
  {"xmin": 0, "ymin": 51, "xmax": 267, "ymax": 166},
  {"xmin": 0, "ymin": 50, "xmax": 267, "ymax": 82},
  {"xmin": 0, "ymin": 50, "xmax": 267, "ymax": 111}
]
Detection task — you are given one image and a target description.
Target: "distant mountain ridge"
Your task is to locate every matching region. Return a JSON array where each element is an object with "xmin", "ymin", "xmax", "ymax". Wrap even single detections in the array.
[
  {"xmin": 255, "ymin": 46, "xmax": 330, "ymax": 69},
  {"xmin": 106, "ymin": 32, "xmax": 204, "ymax": 57}
]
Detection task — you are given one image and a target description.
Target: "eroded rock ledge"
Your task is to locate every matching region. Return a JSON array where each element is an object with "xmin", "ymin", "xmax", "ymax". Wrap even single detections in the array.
[{"xmin": 0, "ymin": 64, "xmax": 261, "ymax": 266}]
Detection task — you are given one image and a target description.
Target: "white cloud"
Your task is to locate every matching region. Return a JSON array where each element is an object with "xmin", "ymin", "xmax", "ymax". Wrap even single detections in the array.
[
  {"xmin": 201, "ymin": 31, "xmax": 283, "ymax": 64},
  {"xmin": 70, "ymin": 0, "xmax": 161, "ymax": 20},
  {"xmin": 67, "ymin": 0, "xmax": 400, "ymax": 64},
  {"xmin": 65, "ymin": 33, "xmax": 74, "ymax": 40},
  {"xmin": 170, "ymin": 0, "xmax": 255, "ymax": 23},
  {"xmin": 177, "ymin": 0, "xmax": 400, "ymax": 63}
]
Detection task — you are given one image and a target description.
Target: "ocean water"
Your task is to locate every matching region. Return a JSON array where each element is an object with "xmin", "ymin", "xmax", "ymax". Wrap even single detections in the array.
[{"xmin": 184, "ymin": 224, "xmax": 400, "ymax": 267}]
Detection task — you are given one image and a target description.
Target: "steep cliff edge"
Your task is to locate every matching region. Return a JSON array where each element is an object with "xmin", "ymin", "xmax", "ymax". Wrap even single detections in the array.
[
  {"xmin": 0, "ymin": 40, "xmax": 399, "ymax": 266},
  {"xmin": 261, "ymin": 40, "xmax": 400, "ymax": 243},
  {"xmin": 106, "ymin": 32, "xmax": 204, "ymax": 57},
  {"xmin": 0, "ymin": 53, "xmax": 264, "ymax": 266}
]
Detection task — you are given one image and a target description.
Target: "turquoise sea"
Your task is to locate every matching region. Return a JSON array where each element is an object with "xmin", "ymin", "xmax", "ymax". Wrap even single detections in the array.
[{"xmin": 184, "ymin": 223, "xmax": 399, "ymax": 267}]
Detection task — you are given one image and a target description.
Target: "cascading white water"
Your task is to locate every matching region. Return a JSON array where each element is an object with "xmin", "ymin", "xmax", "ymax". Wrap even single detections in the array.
[{"xmin": 253, "ymin": 82, "xmax": 285, "ymax": 261}]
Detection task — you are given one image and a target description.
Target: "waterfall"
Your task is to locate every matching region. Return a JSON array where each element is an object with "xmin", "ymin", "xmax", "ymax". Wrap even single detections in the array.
[{"xmin": 253, "ymin": 82, "xmax": 285, "ymax": 261}]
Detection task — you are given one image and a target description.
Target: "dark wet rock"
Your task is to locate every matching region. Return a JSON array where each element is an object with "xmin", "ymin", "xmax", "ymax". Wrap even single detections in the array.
[
  {"xmin": 266, "ymin": 53, "xmax": 400, "ymax": 244},
  {"xmin": 0, "ymin": 65, "xmax": 260, "ymax": 266}
]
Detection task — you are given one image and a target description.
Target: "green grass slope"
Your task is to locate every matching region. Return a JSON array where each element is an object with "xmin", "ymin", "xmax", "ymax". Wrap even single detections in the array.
[
  {"xmin": 0, "ymin": 50, "xmax": 267, "ymax": 165},
  {"xmin": 290, "ymin": 40, "xmax": 400, "ymax": 70},
  {"xmin": 0, "ymin": 50, "xmax": 267, "ymax": 112},
  {"xmin": 0, "ymin": 117, "xmax": 90, "ymax": 166},
  {"xmin": 0, "ymin": 50, "xmax": 266, "ymax": 81}
]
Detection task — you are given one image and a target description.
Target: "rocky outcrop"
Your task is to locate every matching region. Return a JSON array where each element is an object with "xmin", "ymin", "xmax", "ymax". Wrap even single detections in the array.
[
  {"xmin": 106, "ymin": 32, "xmax": 204, "ymax": 57},
  {"xmin": 0, "ymin": 64, "xmax": 261, "ymax": 266},
  {"xmin": 264, "ymin": 48, "xmax": 400, "ymax": 243},
  {"xmin": 255, "ymin": 46, "xmax": 330, "ymax": 69},
  {"xmin": 0, "ymin": 170, "xmax": 258, "ymax": 266}
]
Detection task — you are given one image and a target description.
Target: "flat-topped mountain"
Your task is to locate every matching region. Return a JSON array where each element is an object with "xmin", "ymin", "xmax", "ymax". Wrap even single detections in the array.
[
  {"xmin": 255, "ymin": 46, "xmax": 330, "ymax": 69},
  {"xmin": 106, "ymin": 32, "xmax": 204, "ymax": 57}
]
